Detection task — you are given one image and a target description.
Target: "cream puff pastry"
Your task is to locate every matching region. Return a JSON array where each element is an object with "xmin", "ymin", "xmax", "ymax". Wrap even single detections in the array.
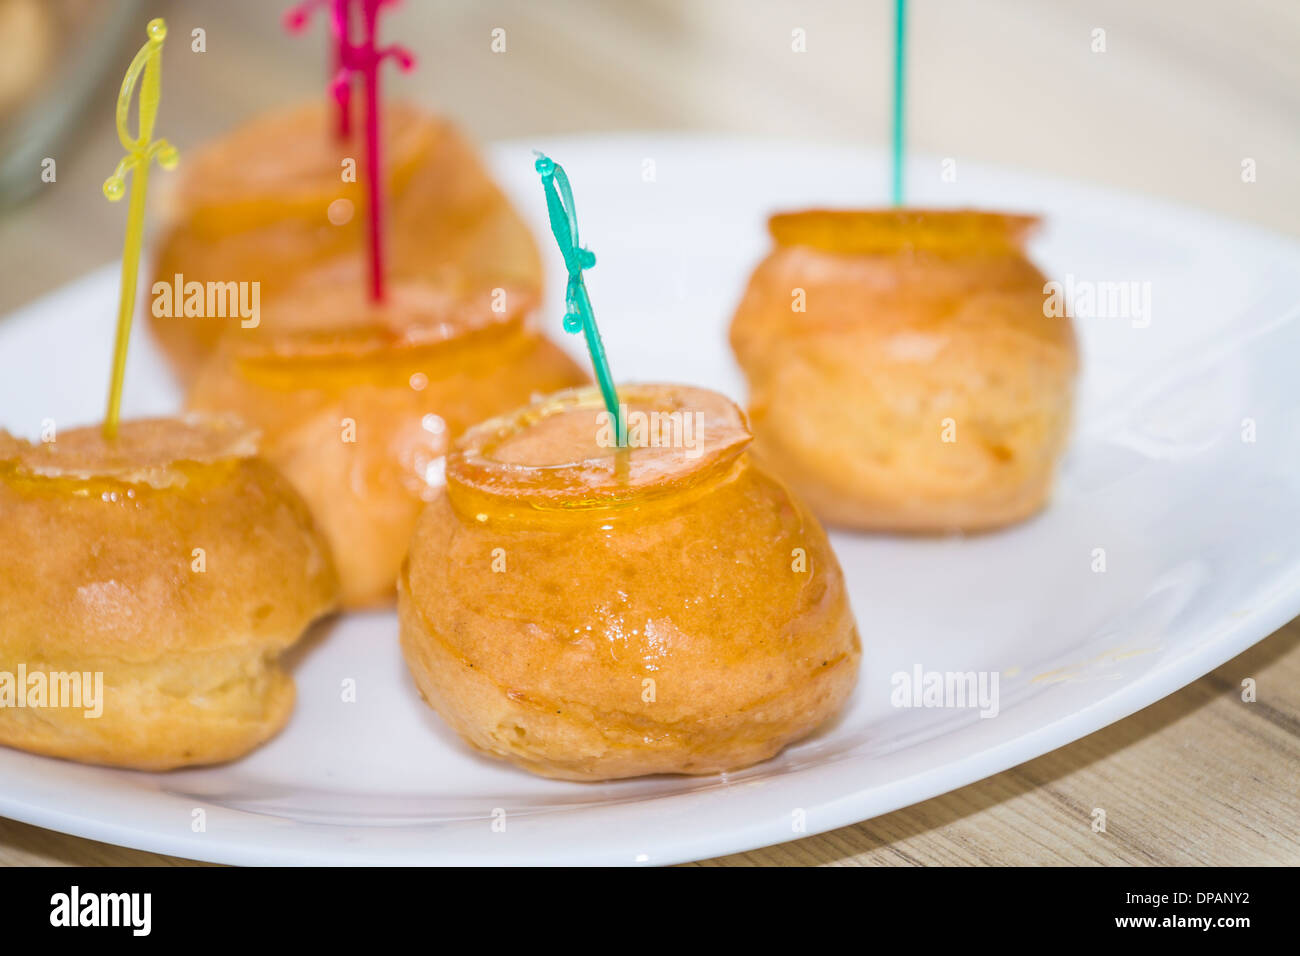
[
  {"xmin": 729, "ymin": 209, "xmax": 1078, "ymax": 532},
  {"xmin": 399, "ymin": 383, "xmax": 860, "ymax": 780},
  {"xmin": 0, "ymin": 417, "xmax": 337, "ymax": 769},
  {"xmin": 187, "ymin": 276, "xmax": 588, "ymax": 608},
  {"xmin": 149, "ymin": 101, "xmax": 543, "ymax": 380}
]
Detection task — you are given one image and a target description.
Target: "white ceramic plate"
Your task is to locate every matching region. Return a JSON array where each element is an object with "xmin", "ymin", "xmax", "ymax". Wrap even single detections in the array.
[{"xmin": 1, "ymin": 136, "xmax": 1298, "ymax": 866}]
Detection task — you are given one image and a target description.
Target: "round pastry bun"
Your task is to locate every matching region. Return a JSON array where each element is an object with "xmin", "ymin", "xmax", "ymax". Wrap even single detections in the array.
[
  {"xmin": 730, "ymin": 209, "xmax": 1078, "ymax": 532},
  {"xmin": 149, "ymin": 100, "xmax": 542, "ymax": 380},
  {"xmin": 0, "ymin": 417, "xmax": 337, "ymax": 769},
  {"xmin": 187, "ymin": 280, "xmax": 588, "ymax": 608},
  {"xmin": 399, "ymin": 384, "xmax": 860, "ymax": 780}
]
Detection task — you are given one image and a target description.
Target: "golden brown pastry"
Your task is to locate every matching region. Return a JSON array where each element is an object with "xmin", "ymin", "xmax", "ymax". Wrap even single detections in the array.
[
  {"xmin": 399, "ymin": 383, "xmax": 860, "ymax": 781},
  {"xmin": 149, "ymin": 101, "xmax": 542, "ymax": 380},
  {"xmin": 0, "ymin": 417, "xmax": 337, "ymax": 770},
  {"xmin": 187, "ymin": 276, "xmax": 588, "ymax": 608},
  {"xmin": 730, "ymin": 209, "xmax": 1078, "ymax": 532}
]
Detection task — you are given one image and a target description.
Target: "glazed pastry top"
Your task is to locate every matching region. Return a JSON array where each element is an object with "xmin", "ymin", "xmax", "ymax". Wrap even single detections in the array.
[
  {"xmin": 0, "ymin": 416, "xmax": 256, "ymax": 488},
  {"xmin": 446, "ymin": 384, "xmax": 752, "ymax": 514},
  {"xmin": 769, "ymin": 208, "xmax": 1040, "ymax": 256},
  {"xmin": 219, "ymin": 271, "xmax": 541, "ymax": 367}
]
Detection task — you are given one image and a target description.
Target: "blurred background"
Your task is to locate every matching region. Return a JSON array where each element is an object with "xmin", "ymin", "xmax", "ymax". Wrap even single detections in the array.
[{"xmin": 0, "ymin": 0, "xmax": 1296, "ymax": 315}]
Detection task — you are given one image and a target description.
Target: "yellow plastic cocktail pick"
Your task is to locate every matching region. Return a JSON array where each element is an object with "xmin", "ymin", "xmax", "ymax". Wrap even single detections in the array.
[{"xmin": 101, "ymin": 18, "xmax": 178, "ymax": 439}]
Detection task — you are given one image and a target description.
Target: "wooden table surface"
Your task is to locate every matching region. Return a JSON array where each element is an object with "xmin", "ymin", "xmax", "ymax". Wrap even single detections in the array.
[{"xmin": 1, "ymin": 0, "xmax": 1297, "ymax": 866}]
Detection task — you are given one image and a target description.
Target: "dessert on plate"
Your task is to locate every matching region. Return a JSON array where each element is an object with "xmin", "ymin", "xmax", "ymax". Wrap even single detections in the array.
[
  {"xmin": 187, "ymin": 273, "xmax": 588, "ymax": 608},
  {"xmin": 399, "ymin": 383, "xmax": 860, "ymax": 780},
  {"xmin": 0, "ymin": 417, "xmax": 337, "ymax": 769},
  {"xmin": 729, "ymin": 209, "xmax": 1078, "ymax": 532},
  {"xmin": 148, "ymin": 101, "xmax": 543, "ymax": 380}
]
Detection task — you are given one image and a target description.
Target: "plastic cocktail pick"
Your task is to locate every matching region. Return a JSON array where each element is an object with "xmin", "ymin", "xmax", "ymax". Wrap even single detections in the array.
[
  {"xmin": 287, "ymin": 0, "xmax": 415, "ymax": 302},
  {"xmin": 891, "ymin": 0, "xmax": 907, "ymax": 206},
  {"xmin": 101, "ymin": 18, "xmax": 178, "ymax": 439},
  {"xmin": 533, "ymin": 153, "xmax": 624, "ymax": 445},
  {"xmin": 284, "ymin": 0, "xmax": 353, "ymax": 138}
]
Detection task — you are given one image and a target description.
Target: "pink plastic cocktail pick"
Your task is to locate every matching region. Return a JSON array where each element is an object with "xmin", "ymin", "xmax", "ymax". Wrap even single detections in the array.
[
  {"xmin": 284, "ymin": 0, "xmax": 352, "ymax": 138},
  {"xmin": 285, "ymin": 0, "xmax": 415, "ymax": 302}
]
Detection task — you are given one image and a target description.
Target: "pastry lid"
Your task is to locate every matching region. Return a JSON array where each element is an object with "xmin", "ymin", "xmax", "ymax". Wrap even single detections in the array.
[
  {"xmin": 209, "ymin": 266, "xmax": 540, "ymax": 384},
  {"xmin": 447, "ymin": 384, "xmax": 752, "ymax": 514},
  {"xmin": 0, "ymin": 416, "xmax": 256, "ymax": 488},
  {"xmin": 769, "ymin": 208, "xmax": 1041, "ymax": 256}
]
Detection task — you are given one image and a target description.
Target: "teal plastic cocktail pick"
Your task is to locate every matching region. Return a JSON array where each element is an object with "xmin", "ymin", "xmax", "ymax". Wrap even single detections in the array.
[
  {"xmin": 534, "ymin": 153, "xmax": 624, "ymax": 444},
  {"xmin": 891, "ymin": 0, "xmax": 907, "ymax": 206}
]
